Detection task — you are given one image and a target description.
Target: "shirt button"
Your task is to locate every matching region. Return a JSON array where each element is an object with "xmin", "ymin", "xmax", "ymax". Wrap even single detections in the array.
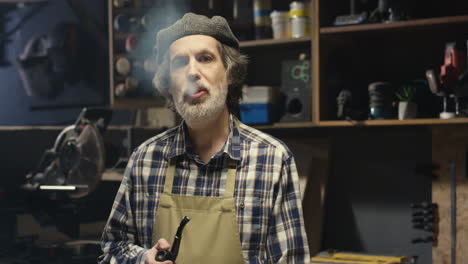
[{"xmin": 239, "ymin": 201, "xmax": 245, "ymax": 209}]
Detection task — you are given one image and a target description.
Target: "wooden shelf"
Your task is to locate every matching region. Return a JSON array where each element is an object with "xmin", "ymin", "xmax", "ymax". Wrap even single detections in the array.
[
  {"xmin": 0, "ymin": 125, "xmax": 172, "ymax": 131},
  {"xmin": 254, "ymin": 118, "xmax": 468, "ymax": 128},
  {"xmin": 253, "ymin": 122, "xmax": 316, "ymax": 129},
  {"xmin": 0, "ymin": 126, "xmax": 65, "ymax": 131},
  {"xmin": 111, "ymin": 96, "xmax": 166, "ymax": 109},
  {"xmin": 240, "ymin": 37, "xmax": 311, "ymax": 48},
  {"xmin": 319, "ymin": 118, "xmax": 468, "ymax": 127},
  {"xmin": 317, "ymin": 12, "xmax": 468, "ymax": 126},
  {"xmin": 320, "ymin": 15, "xmax": 468, "ymax": 34},
  {"xmin": 114, "ymin": 36, "xmax": 311, "ymax": 48},
  {"xmin": 0, "ymin": 0, "xmax": 47, "ymax": 2},
  {"xmin": 3, "ymin": 119, "xmax": 468, "ymax": 131}
]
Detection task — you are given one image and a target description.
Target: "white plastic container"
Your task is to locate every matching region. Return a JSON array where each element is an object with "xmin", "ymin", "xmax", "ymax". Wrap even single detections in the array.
[
  {"xmin": 290, "ymin": 16, "xmax": 308, "ymax": 38},
  {"xmin": 241, "ymin": 86, "xmax": 274, "ymax": 103},
  {"xmin": 270, "ymin": 11, "xmax": 289, "ymax": 39}
]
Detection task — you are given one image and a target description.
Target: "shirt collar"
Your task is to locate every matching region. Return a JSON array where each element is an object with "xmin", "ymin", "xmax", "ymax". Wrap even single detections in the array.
[
  {"xmin": 167, "ymin": 114, "xmax": 241, "ymax": 161},
  {"xmin": 167, "ymin": 121, "xmax": 186, "ymax": 159}
]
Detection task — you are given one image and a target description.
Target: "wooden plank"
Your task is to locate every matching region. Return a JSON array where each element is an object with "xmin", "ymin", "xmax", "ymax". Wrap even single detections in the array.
[
  {"xmin": 0, "ymin": 0, "xmax": 47, "ymax": 2},
  {"xmin": 108, "ymin": 0, "xmax": 115, "ymax": 107},
  {"xmin": 312, "ymin": 0, "xmax": 320, "ymax": 125},
  {"xmin": 0, "ymin": 126, "xmax": 65, "ymax": 131},
  {"xmin": 432, "ymin": 125, "xmax": 468, "ymax": 263},
  {"xmin": 0, "ymin": 125, "xmax": 168, "ymax": 131},
  {"xmin": 319, "ymin": 118, "xmax": 468, "ymax": 127},
  {"xmin": 320, "ymin": 15, "xmax": 468, "ymax": 34},
  {"xmin": 283, "ymin": 137, "xmax": 331, "ymax": 256},
  {"xmin": 239, "ymin": 37, "xmax": 311, "ymax": 48},
  {"xmin": 253, "ymin": 121, "xmax": 315, "ymax": 129}
]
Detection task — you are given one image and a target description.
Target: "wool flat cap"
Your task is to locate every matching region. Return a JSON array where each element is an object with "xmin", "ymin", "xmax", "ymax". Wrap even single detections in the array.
[{"xmin": 154, "ymin": 13, "xmax": 239, "ymax": 65}]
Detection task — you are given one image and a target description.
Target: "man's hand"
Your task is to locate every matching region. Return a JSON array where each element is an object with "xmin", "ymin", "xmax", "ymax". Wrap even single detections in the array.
[{"xmin": 145, "ymin": 238, "xmax": 173, "ymax": 264}]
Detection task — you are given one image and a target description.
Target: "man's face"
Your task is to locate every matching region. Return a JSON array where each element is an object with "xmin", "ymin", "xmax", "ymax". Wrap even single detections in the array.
[{"xmin": 168, "ymin": 35, "xmax": 228, "ymax": 124}]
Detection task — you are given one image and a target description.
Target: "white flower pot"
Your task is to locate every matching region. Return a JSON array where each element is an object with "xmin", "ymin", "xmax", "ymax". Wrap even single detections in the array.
[{"xmin": 398, "ymin": 101, "xmax": 418, "ymax": 120}]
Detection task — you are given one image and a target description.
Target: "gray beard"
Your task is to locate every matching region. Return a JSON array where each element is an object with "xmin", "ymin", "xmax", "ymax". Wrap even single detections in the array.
[{"xmin": 174, "ymin": 86, "xmax": 228, "ymax": 128}]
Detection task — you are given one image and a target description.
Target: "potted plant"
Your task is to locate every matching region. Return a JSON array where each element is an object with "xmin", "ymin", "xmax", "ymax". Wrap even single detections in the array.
[{"xmin": 396, "ymin": 85, "xmax": 418, "ymax": 120}]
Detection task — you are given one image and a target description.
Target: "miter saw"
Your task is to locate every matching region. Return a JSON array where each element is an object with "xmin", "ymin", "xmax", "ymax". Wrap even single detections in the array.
[
  {"xmin": 21, "ymin": 107, "xmax": 112, "ymax": 239},
  {"xmin": 24, "ymin": 108, "xmax": 112, "ymax": 198}
]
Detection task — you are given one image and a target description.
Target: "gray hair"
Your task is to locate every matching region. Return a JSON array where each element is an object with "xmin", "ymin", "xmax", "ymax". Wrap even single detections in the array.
[{"xmin": 152, "ymin": 42, "xmax": 248, "ymax": 114}]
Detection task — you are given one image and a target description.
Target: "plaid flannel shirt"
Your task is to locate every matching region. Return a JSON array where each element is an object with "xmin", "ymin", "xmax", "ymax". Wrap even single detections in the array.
[{"xmin": 99, "ymin": 115, "xmax": 310, "ymax": 264}]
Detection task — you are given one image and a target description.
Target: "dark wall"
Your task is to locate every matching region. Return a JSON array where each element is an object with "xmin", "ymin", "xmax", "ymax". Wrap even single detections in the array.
[
  {"xmin": 0, "ymin": 1, "xmax": 108, "ymax": 125},
  {"xmin": 270, "ymin": 126, "xmax": 432, "ymax": 263},
  {"xmin": 0, "ymin": 124, "xmax": 433, "ymax": 262},
  {"xmin": 325, "ymin": 127, "xmax": 431, "ymax": 263}
]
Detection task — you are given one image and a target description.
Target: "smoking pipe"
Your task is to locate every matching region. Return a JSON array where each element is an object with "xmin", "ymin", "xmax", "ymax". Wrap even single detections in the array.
[{"xmin": 155, "ymin": 216, "xmax": 190, "ymax": 262}]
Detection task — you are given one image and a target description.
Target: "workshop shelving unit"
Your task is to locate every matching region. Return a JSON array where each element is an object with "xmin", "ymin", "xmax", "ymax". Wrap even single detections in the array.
[
  {"xmin": 107, "ymin": 0, "xmax": 315, "ymax": 127},
  {"xmin": 108, "ymin": 0, "xmax": 166, "ymax": 109},
  {"xmin": 315, "ymin": 0, "xmax": 468, "ymax": 127},
  {"xmin": 240, "ymin": 36, "xmax": 313, "ymax": 128},
  {"xmin": 108, "ymin": 0, "xmax": 468, "ymax": 127}
]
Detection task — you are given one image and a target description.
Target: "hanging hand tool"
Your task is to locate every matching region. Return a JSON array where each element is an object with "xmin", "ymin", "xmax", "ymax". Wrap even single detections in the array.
[
  {"xmin": 155, "ymin": 216, "xmax": 190, "ymax": 262},
  {"xmin": 410, "ymin": 201, "xmax": 438, "ymax": 245}
]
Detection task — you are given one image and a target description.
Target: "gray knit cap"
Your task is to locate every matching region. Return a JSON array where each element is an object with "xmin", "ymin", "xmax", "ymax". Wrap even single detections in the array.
[{"xmin": 154, "ymin": 13, "xmax": 239, "ymax": 65}]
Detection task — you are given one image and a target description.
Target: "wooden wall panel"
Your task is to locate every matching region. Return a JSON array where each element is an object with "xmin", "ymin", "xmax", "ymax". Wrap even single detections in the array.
[
  {"xmin": 432, "ymin": 125, "xmax": 468, "ymax": 264},
  {"xmin": 283, "ymin": 137, "xmax": 331, "ymax": 256}
]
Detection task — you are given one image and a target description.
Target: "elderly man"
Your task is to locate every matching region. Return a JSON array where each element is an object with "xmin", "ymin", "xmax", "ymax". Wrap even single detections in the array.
[{"xmin": 100, "ymin": 13, "xmax": 310, "ymax": 264}]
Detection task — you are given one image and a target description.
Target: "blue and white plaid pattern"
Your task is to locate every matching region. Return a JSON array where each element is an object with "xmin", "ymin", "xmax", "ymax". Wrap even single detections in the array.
[{"xmin": 100, "ymin": 116, "xmax": 310, "ymax": 264}]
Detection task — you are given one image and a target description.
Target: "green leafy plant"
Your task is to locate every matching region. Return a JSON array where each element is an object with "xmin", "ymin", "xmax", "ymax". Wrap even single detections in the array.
[{"xmin": 396, "ymin": 85, "xmax": 416, "ymax": 102}]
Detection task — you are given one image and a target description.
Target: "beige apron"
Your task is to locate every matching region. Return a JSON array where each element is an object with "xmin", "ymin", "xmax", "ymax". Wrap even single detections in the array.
[{"xmin": 152, "ymin": 156, "xmax": 245, "ymax": 264}]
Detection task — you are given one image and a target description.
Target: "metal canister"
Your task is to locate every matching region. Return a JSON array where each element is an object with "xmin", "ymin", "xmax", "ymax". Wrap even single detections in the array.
[
  {"xmin": 125, "ymin": 33, "xmax": 140, "ymax": 52},
  {"xmin": 115, "ymin": 56, "xmax": 131, "ymax": 76},
  {"xmin": 114, "ymin": 76, "xmax": 139, "ymax": 97},
  {"xmin": 114, "ymin": 14, "xmax": 140, "ymax": 33},
  {"xmin": 289, "ymin": 1, "xmax": 310, "ymax": 38},
  {"xmin": 253, "ymin": 0, "xmax": 272, "ymax": 39}
]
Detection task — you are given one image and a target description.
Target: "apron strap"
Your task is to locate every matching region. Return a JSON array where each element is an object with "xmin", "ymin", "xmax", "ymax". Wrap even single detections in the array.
[
  {"xmin": 164, "ymin": 158, "xmax": 177, "ymax": 194},
  {"xmin": 224, "ymin": 116, "xmax": 240, "ymax": 198},
  {"xmin": 224, "ymin": 159, "xmax": 237, "ymax": 198},
  {"xmin": 233, "ymin": 116, "xmax": 241, "ymax": 129}
]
